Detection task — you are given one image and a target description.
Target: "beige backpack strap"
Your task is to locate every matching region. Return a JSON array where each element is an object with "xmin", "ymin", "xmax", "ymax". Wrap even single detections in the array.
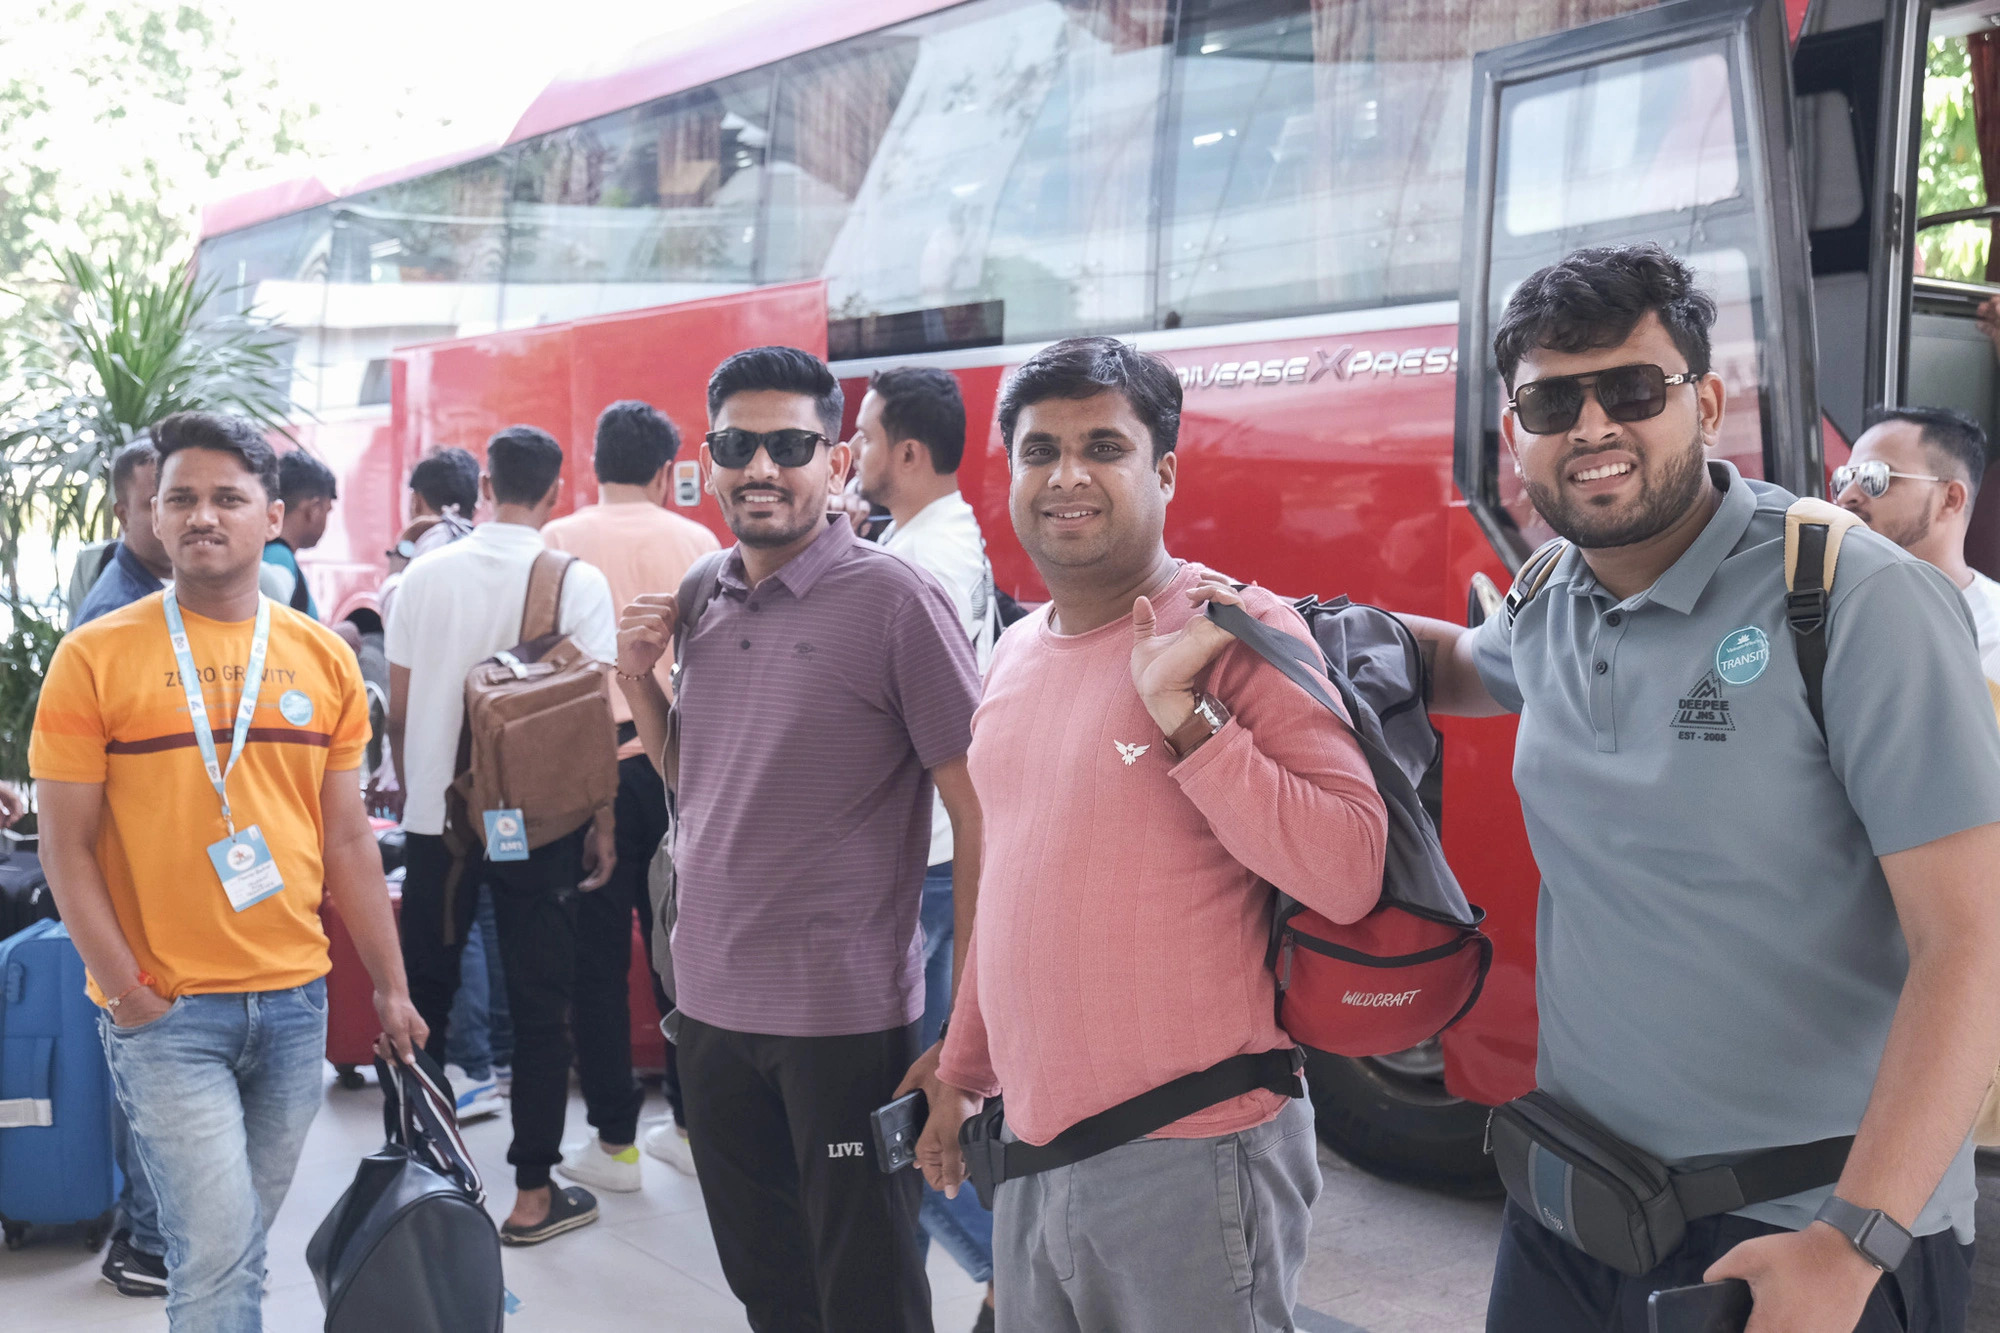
[
  {"xmin": 520, "ymin": 550, "xmax": 574, "ymax": 643},
  {"xmin": 1503, "ymin": 538, "xmax": 1571, "ymax": 623},
  {"xmin": 1782, "ymin": 497, "xmax": 1862, "ymax": 739},
  {"xmin": 1782, "ymin": 497, "xmax": 1861, "ymax": 594}
]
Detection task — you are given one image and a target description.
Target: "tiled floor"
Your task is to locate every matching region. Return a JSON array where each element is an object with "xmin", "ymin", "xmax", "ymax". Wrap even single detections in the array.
[{"xmin": 0, "ymin": 1065, "xmax": 1509, "ymax": 1331}]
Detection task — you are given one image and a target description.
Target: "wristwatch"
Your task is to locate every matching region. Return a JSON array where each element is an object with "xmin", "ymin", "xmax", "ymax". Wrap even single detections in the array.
[
  {"xmin": 1163, "ymin": 693, "xmax": 1230, "ymax": 759},
  {"xmin": 1814, "ymin": 1194, "xmax": 1913, "ymax": 1273}
]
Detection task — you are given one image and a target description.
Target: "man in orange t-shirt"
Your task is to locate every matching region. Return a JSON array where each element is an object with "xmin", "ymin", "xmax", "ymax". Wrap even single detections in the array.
[
  {"xmin": 32, "ymin": 411, "xmax": 423, "ymax": 1332},
  {"xmin": 540, "ymin": 399, "xmax": 717, "ymax": 1187}
]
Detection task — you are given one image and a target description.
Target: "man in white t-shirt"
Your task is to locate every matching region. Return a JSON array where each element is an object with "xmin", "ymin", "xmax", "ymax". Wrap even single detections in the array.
[
  {"xmin": 845, "ymin": 365, "xmax": 998, "ymax": 1330},
  {"xmin": 385, "ymin": 425, "xmax": 619, "ymax": 1246},
  {"xmin": 1836, "ymin": 406, "xmax": 2000, "ymax": 682}
]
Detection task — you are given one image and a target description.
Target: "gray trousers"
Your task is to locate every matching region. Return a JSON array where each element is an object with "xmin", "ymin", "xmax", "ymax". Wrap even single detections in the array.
[{"xmin": 993, "ymin": 1095, "xmax": 1321, "ymax": 1332}]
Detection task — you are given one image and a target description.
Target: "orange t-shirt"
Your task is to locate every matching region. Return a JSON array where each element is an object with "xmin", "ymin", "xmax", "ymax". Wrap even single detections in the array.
[
  {"xmin": 29, "ymin": 592, "xmax": 370, "ymax": 1001},
  {"xmin": 541, "ymin": 502, "xmax": 720, "ymax": 757}
]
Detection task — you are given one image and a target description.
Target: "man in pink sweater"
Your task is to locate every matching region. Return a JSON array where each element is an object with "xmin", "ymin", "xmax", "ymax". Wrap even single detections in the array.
[{"xmin": 917, "ymin": 336, "xmax": 1388, "ymax": 1330}]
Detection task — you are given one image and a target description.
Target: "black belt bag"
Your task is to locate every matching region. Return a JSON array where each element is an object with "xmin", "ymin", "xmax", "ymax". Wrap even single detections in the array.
[
  {"xmin": 1488, "ymin": 1090, "xmax": 1852, "ymax": 1276},
  {"xmin": 959, "ymin": 1048, "xmax": 1304, "ymax": 1210}
]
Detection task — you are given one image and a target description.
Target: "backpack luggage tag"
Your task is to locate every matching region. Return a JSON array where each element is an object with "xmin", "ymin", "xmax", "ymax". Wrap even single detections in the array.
[{"xmin": 482, "ymin": 810, "xmax": 529, "ymax": 862}]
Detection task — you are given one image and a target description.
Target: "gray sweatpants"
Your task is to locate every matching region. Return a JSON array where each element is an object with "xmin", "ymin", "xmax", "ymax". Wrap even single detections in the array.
[{"xmin": 993, "ymin": 1095, "xmax": 1321, "ymax": 1332}]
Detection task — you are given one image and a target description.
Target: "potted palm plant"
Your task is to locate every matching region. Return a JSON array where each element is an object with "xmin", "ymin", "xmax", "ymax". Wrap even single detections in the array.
[{"xmin": 0, "ymin": 246, "xmax": 297, "ymax": 792}]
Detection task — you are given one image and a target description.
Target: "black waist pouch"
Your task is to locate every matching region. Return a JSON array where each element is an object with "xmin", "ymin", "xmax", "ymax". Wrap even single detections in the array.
[{"xmin": 1488, "ymin": 1090, "xmax": 1852, "ymax": 1276}]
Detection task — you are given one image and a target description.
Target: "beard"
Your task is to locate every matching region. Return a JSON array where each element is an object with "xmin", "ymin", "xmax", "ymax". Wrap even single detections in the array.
[
  {"xmin": 1524, "ymin": 427, "xmax": 1710, "ymax": 549},
  {"xmin": 723, "ymin": 486, "xmax": 823, "ymax": 549},
  {"xmin": 1867, "ymin": 505, "xmax": 1932, "ymax": 553}
]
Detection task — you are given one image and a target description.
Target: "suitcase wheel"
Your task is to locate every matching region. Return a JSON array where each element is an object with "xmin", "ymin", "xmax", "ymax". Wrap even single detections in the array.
[
  {"xmin": 335, "ymin": 1064, "xmax": 367, "ymax": 1091},
  {"xmin": 3, "ymin": 1221, "xmax": 25, "ymax": 1251},
  {"xmin": 82, "ymin": 1218, "xmax": 110, "ymax": 1251}
]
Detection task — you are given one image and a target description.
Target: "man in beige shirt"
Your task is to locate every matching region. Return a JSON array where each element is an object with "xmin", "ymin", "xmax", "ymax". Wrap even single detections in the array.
[{"xmin": 541, "ymin": 399, "xmax": 719, "ymax": 1186}]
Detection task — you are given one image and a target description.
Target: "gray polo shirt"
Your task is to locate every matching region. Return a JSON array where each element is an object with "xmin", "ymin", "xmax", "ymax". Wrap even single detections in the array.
[{"xmin": 1472, "ymin": 461, "xmax": 2000, "ymax": 1240}]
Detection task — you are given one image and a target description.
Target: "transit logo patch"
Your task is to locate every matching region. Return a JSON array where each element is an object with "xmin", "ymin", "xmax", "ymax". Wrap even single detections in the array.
[
  {"xmin": 1673, "ymin": 671, "xmax": 1735, "ymax": 736},
  {"xmin": 1715, "ymin": 626, "xmax": 1770, "ymax": 686}
]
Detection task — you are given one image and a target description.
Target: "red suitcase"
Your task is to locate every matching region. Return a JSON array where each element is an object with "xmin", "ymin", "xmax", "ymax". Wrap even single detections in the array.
[
  {"xmin": 323, "ymin": 887, "xmax": 399, "ymax": 1089},
  {"xmin": 629, "ymin": 919, "xmax": 666, "ymax": 1076}
]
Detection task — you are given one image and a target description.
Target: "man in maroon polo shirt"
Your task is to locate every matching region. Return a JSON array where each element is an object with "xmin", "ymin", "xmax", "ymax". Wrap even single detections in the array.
[{"xmin": 616, "ymin": 346, "xmax": 984, "ymax": 1333}]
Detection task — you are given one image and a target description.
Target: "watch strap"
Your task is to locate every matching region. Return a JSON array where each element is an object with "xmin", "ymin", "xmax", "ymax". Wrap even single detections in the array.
[
  {"xmin": 1164, "ymin": 693, "xmax": 1229, "ymax": 759},
  {"xmin": 1815, "ymin": 1194, "xmax": 1913, "ymax": 1272}
]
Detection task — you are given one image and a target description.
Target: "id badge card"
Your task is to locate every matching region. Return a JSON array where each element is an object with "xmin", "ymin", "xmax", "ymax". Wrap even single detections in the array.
[
  {"xmin": 206, "ymin": 825, "xmax": 286, "ymax": 912},
  {"xmin": 484, "ymin": 809, "xmax": 530, "ymax": 862}
]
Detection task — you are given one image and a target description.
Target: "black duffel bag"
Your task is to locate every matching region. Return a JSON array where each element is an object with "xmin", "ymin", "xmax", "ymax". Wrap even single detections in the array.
[
  {"xmin": 307, "ymin": 1050, "xmax": 503, "ymax": 1333},
  {"xmin": 0, "ymin": 845, "xmax": 58, "ymax": 942}
]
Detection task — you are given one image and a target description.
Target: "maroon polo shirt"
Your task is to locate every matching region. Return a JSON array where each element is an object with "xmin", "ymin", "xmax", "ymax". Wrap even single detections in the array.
[{"xmin": 672, "ymin": 516, "xmax": 982, "ymax": 1037}]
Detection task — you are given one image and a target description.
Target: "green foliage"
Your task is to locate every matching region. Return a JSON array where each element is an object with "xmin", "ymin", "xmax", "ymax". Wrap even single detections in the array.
[
  {"xmin": 0, "ymin": 2, "xmax": 320, "ymax": 363},
  {"xmin": 1918, "ymin": 38, "xmax": 1992, "ymax": 282},
  {"xmin": 0, "ymin": 597, "xmax": 63, "ymax": 783},
  {"xmin": 0, "ymin": 246, "xmax": 296, "ymax": 593}
]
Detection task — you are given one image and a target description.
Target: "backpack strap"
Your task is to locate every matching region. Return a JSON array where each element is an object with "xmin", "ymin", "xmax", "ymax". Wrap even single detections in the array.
[
  {"xmin": 1503, "ymin": 538, "xmax": 1570, "ymax": 623},
  {"xmin": 1783, "ymin": 498, "xmax": 1862, "ymax": 739},
  {"xmin": 664, "ymin": 550, "xmax": 730, "ymax": 794},
  {"xmin": 520, "ymin": 551, "xmax": 575, "ymax": 643}
]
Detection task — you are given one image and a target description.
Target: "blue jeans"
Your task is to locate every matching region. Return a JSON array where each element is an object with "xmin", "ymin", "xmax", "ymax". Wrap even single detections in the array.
[
  {"xmin": 99, "ymin": 981, "xmax": 328, "ymax": 1333},
  {"xmin": 446, "ymin": 886, "xmax": 512, "ymax": 1077},
  {"xmin": 111, "ymin": 1097, "xmax": 164, "ymax": 1254},
  {"xmin": 917, "ymin": 862, "xmax": 995, "ymax": 1285}
]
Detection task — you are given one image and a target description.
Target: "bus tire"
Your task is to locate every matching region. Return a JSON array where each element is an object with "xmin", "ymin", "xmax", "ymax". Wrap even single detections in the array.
[{"xmin": 1304, "ymin": 1046, "xmax": 1501, "ymax": 1200}]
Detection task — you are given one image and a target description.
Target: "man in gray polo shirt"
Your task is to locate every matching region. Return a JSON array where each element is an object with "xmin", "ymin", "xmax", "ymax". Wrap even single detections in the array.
[
  {"xmin": 1401, "ymin": 244, "xmax": 2000, "ymax": 1332},
  {"xmin": 615, "ymin": 346, "xmax": 984, "ymax": 1333}
]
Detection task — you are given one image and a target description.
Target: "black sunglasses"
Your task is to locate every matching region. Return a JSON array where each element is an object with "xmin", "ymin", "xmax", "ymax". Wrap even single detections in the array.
[
  {"xmin": 1508, "ymin": 363, "xmax": 1695, "ymax": 436},
  {"xmin": 704, "ymin": 428, "xmax": 829, "ymax": 469}
]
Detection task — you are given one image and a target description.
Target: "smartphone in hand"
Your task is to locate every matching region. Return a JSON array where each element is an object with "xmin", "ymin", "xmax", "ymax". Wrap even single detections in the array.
[
  {"xmin": 870, "ymin": 1090, "xmax": 927, "ymax": 1173},
  {"xmin": 1647, "ymin": 1279, "xmax": 1751, "ymax": 1333}
]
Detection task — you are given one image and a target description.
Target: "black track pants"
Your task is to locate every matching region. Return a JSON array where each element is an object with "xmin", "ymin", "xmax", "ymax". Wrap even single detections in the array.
[{"xmin": 677, "ymin": 1015, "xmax": 928, "ymax": 1332}]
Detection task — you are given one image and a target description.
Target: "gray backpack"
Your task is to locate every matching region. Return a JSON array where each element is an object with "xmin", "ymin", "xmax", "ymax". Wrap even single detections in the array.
[
  {"xmin": 646, "ymin": 551, "xmax": 728, "ymax": 1039},
  {"xmin": 1209, "ymin": 596, "xmax": 1489, "ymax": 1057}
]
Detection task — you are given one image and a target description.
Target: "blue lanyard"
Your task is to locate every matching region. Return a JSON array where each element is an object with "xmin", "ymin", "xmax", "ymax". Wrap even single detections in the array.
[{"xmin": 162, "ymin": 588, "xmax": 271, "ymax": 836}]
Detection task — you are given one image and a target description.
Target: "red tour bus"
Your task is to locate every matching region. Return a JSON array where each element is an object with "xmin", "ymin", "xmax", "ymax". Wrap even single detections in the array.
[{"xmin": 194, "ymin": 0, "xmax": 2000, "ymax": 1193}]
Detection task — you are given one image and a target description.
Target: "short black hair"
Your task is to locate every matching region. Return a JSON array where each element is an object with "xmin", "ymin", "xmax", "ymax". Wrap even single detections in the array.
[
  {"xmin": 997, "ymin": 336, "xmax": 1181, "ymax": 461},
  {"xmin": 409, "ymin": 447, "xmax": 479, "ymax": 517},
  {"xmin": 1864, "ymin": 404, "xmax": 1991, "ymax": 494},
  {"xmin": 869, "ymin": 367, "xmax": 967, "ymax": 474},
  {"xmin": 486, "ymin": 425, "xmax": 565, "ymax": 506},
  {"xmin": 1494, "ymin": 243, "xmax": 1717, "ymax": 389},
  {"xmin": 152, "ymin": 410, "xmax": 280, "ymax": 499},
  {"xmin": 109, "ymin": 438, "xmax": 158, "ymax": 505},
  {"xmin": 593, "ymin": 400, "xmax": 681, "ymax": 485},
  {"xmin": 707, "ymin": 346, "xmax": 843, "ymax": 441},
  {"xmin": 278, "ymin": 449, "xmax": 338, "ymax": 505}
]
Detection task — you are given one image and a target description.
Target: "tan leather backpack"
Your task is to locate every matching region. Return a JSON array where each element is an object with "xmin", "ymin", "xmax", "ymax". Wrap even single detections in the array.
[{"xmin": 440, "ymin": 551, "xmax": 618, "ymax": 930}]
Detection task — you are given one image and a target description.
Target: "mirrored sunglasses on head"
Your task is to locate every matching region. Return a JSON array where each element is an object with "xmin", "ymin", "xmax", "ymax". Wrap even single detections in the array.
[
  {"xmin": 1828, "ymin": 458, "xmax": 1947, "ymax": 499},
  {"xmin": 1507, "ymin": 363, "xmax": 1695, "ymax": 436},
  {"xmin": 704, "ymin": 428, "xmax": 829, "ymax": 469}
]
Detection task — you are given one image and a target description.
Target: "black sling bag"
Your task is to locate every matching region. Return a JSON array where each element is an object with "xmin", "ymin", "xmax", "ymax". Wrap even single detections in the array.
[{"xmin": 957, "ymin": 1048, "xmax": 1304, "ymax": 1209}]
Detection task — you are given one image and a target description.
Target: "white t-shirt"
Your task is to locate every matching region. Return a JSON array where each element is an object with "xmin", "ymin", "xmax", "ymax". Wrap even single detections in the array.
[
  {"xmin": 385, "ymin": 522, "xmax": 618, "ymax": 835},
  {"xmin": 1961, "ymin": 570, "xmax": 2000, "ymax": 684},
  {"xmin": 882, "ymin": 491, "xmax": 995, "ymax": 866}
]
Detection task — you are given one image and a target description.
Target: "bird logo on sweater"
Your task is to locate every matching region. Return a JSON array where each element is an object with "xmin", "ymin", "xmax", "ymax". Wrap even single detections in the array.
[{"xmin": 1114, "ymin": 740, "xmax": 1149, "ymax": 766}]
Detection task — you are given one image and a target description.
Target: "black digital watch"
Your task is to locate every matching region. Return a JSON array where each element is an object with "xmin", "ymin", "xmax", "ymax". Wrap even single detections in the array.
[{"xmin": 1814, "ymin": 1195, "xmax": 1913, "ymax": 1273}]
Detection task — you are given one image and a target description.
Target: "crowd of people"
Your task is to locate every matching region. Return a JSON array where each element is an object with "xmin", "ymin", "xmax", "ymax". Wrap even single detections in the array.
[{"xmin": 20, "ymin": 240, "xmax": 2000, "ymax": 1333}]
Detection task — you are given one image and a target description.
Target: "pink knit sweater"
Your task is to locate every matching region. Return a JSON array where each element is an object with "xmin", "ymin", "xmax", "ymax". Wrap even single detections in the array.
[{"xmin": 938, "ymin": 565, "xmax": 1388, "ymax": 1144}]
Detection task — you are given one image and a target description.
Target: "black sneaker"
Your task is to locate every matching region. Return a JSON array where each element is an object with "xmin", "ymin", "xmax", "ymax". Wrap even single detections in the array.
[{"xmin": 100, "ymin": 1229, "xmax": 168, "ymax": 1298}]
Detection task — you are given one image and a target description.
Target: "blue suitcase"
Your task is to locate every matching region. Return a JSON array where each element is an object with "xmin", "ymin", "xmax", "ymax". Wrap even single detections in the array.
[{"xmin": 0, "ymin": 919, "xmax": 120, "ymax": 1249}]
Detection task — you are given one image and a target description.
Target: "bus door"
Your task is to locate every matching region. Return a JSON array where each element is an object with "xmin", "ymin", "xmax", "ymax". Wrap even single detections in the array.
[{"xmin": 1452, "ymin": 0, "xmax": 1824, "ymax": 574}]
